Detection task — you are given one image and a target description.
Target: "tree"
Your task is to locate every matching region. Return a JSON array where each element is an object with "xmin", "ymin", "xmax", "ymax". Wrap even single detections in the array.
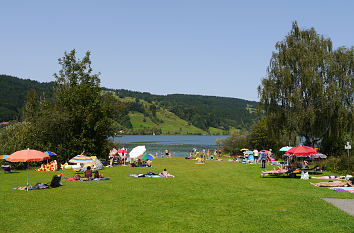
[
  {"xmin": 22, "ymin": 89, "xmax": 39, "ymax": 122},
  {"xmin": 17, "ymin": 50, "xmax": 121, "ymax": 162},
  {"xmin": 46, "ymin": 50, "xmax": 119, "ymax": 160},
  {"xmin": 258, "ymin": 22, "xmax": 353, "ymax": 153},
  {"xmin": 219, "ymin": 129, "xmax": 248, "ymax": 155}
]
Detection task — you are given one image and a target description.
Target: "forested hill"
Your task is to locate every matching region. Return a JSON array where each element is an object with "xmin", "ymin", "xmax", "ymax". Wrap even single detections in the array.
[
  {"xmin": 0, "ymin": 75, "xmax": 260, "ymax": 133},
  {"xmin": 0, "ymin": 75, "xmax": 53, "ymax": 121},
  {"xmin": 113, "ymin": 89, "xmax": 260, "ymax": 131}
]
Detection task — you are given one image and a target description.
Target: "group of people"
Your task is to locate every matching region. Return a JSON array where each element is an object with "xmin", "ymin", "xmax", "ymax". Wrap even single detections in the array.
[
  {"xmin": 187, "ymin": 148, "xmax": 222, "ymax": 160},
  {"xmin": 108, "ymin": 150, "xmax": 128, "ymax": 167},
  {"xmin": 155, "ymin": 149, "xmax": 173, "ymax": 158},
  {"xmin": 130, "ymin": 159, "xmax": 152, "ymax": 167},
  {"xmin": 242, "ymin": 149, "xmax": 273, "ymax": 168}
]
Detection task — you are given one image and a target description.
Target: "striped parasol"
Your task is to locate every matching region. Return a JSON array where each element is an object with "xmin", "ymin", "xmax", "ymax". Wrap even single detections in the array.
[
  {"xmin": 0, "ymin": 155, "xmax": 8, "ymax": 160},
  {"xmin": 138, "ymin": 154, "xmax": 155, "ymax": 160},
  {"xmin": 69, "ymin": 155, "xmax": 93, "ymax": 164}
]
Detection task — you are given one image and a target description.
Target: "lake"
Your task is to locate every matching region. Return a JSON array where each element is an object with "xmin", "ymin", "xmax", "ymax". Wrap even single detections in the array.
[{"xmin": 113, "ymin": 135, "xmax": 228, "ymax": 158}]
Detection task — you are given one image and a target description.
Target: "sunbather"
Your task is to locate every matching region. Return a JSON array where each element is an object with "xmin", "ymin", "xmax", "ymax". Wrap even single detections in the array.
[
  {"xmin": 160, "ymin": 168, "xmax": 175, "ymax": 178},
  {"xmin": 309, "ymin": 180, "xmax": 352, "ymax": 187},
  {"xmin": 261, "ymin": 166, "xmax": 288, "ymax": 174},
  {"xmin": 84, "ymin": 166, "xmax": 92, "ymax": 179},
  {"xmin": 311, "ymin": 175, "xmax": 346, "ymax": 179}
]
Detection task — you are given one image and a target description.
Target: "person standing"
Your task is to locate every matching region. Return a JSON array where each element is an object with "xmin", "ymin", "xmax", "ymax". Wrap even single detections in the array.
[
  {"xmin": 260, "ymin": 151, "xmax": 267, "ymax": 169},
  {"xmin": 268, "ymin": 149, "xmax": 273, "ymax": 163},
  {"xmin": 253, "ymin": 149, "xmax": 259, "ymax": 164}
]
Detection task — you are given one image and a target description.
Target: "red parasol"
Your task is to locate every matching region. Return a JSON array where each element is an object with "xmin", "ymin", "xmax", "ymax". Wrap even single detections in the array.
[
  {"xmin": 118, "ymin": 149, "xmax": 128, "ymax": 154},
  {"xmin": 285, "ymin": 146, "xmax": 317, "ymax": 156}
]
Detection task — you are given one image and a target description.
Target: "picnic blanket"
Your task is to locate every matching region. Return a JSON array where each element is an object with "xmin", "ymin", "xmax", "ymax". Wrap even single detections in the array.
[
  {"xmin": 128, "ymin": 173, "xmax": 162, "ymax": 178},
  {"xmin": 330, "ymin": 187, "xmax": 354, "ymax": 193},
  {"xmin": 15, "ymin": 183, "xmax": 52, "ymax": 191},
  {"xmin": 93, "ymin": 178, "xmax": 110, "ymax": 181}
]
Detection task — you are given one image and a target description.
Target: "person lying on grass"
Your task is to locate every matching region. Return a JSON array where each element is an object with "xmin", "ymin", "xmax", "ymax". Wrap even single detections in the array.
[
  {"xmin": 261, "ymin": 166, "xmax": 288, "ymax": 174},
  {"xmin": 311, "ymin": 175, "xmax": 347, "ymax": 179},
  {"xmin": 309, "ymin": 180, "xmax": 352, "ymax": 187},
  {"xmin": 160, "ymin": 168, "xmax": 175, "ymax": 178}
]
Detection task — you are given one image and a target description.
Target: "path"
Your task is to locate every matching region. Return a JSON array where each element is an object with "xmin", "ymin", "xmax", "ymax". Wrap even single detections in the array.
[{"xmin": 322, "ymin": 198, "xmax": 354, "ymax": 217}]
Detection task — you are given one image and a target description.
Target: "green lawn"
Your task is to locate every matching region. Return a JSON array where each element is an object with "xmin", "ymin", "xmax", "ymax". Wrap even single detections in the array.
[
  {"xmin": 1, "ymin": 159, "xmax": 353, "ymax": 232},
  {"xmin": 129, "ymin": 110, "xmax": 207, "ymax": 134}
]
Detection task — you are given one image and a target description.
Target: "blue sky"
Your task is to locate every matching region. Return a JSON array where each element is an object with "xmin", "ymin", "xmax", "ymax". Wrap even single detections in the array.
[{"xmin": 1, "ymin": 1, "xmax": 353, "ymax": 101}]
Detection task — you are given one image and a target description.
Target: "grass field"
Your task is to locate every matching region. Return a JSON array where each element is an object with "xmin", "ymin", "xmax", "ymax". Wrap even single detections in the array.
[
  {"xmin": 129, "ymin": 110, "xmax": 207, "ymax": 134},
  {"xmin": 1, "ymin": 159, "xmax": 353, "ymax": 233}
]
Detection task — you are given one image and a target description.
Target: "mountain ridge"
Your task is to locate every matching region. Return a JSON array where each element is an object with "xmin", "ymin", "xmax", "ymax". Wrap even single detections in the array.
[{"xmin": 0, "ymin": 75, "xmax": 260, "ymax": 133}]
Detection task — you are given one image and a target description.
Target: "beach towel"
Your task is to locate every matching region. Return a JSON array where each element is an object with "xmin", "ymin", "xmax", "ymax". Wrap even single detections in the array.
[
  {"xmin": 93, "ymin": 178, "xmax": 110, "ymax": 181},
  {"xmin": 129, "ymin": 174, "xmax": 165, "ymax": 178},
  {"xmin": 330, "ymin": 187, "xmax": 354, "ymax": 193},
  {"xmin": 14, "ymin": 183, "xmax": 51, "ymax": 191},
  {"xmin": 128, "ymin": 174, "xmax": 145, "ymax": 177},
  {"xmin": 195, "ymin": 163, "xmax": 205, "ymax": 164}
]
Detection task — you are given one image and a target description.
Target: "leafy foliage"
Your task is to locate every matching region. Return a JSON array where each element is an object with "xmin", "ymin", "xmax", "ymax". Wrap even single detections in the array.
[
  {"xmin": 114, "ymin": 90, "xmax": 260, "ymax": 131},
  {"xmin": 0, "ymin": 74, "xmax": 53, "ymax": 121},
  {"xmin": 1, "ymin": 50, "xmax": 121, "ymax": 162},
  {"xmin": 258, "ymin": 21, "xmax": 353, "ymax": 155},
  {"xmin": 0, "ymin": 74, "xmax": 260, "ymax": 133}
]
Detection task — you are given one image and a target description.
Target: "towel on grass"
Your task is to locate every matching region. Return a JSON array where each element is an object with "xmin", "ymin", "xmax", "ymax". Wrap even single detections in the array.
[{"xmin": 330, "ymin": 187, "xmax": 354, "ymax": 193}]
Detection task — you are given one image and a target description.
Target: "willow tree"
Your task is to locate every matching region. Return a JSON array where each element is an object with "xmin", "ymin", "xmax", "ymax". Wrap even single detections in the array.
[
  {"xmin": 258, "ymin": 22, "xmax": 353, "ymax": 151},
  {"xmin": 321, "ymin": 47, "xmax": 354, "ymax": 154}
]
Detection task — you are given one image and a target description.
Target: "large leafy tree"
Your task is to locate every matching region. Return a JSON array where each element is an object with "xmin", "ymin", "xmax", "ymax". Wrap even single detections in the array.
[
  {"xmin": 19, "ymin": 50, "xmax": 120, "ymax": 162},
  {"xmin": 258, "ymin": 22, "xmax": 353, "ymax": 153},
  {"xmin": 50, "ymin": 50, "xmax": 119, "ymax": 160}
]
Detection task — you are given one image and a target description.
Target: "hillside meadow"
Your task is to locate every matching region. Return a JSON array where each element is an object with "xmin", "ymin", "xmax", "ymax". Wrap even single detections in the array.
[{"xmin": 1, "ymin": 159, "xmax": 353, "ymax": 233}]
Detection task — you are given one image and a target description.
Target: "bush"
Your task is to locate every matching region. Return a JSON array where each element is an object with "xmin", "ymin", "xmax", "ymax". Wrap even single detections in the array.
[{"xmin": 325, "ymin": 154, "xmax": 354, "ymax": 174}]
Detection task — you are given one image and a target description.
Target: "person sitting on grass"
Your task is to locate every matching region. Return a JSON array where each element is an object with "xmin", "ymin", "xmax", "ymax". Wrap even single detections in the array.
[
  {"xmin": 160, "ymin": 168, "xmax": 175, "ymax": 178},
  {"xmin": 146, "ymin": 159, "xmax": 152, "ymax": 167},
  {"xmin": 94, "ymin": 170, "xmax": 104, "ymax": 179},
  {"xmin": 309, "ymin": 180, "xmax": 352, "ymax": 187},
  {"xmin": 1, "ymin": 162, "xmax": 11, "ymax": 173},
  {"xmin": 84, "ymin": 166, "xmax": 92, "ymax": 180}
]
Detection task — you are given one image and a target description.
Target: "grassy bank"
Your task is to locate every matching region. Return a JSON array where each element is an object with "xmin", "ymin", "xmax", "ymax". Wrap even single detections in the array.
[{"xmin": 1, "ymin": 159, "xmax": 353, "ymax": 232}]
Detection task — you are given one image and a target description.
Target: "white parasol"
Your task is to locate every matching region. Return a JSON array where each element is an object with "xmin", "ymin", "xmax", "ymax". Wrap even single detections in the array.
[{"xmin": 128, "ymin": 146, "xmax": 146, "ymax": 162}]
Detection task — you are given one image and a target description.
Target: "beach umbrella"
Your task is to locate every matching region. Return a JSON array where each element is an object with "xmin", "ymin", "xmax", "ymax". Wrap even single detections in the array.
[
  {"xmin": 260, "ymin": 150, "xmax": 270, "ymax": 155},
  {"xmin": 138, "ymin": 154, "xmax": 155, "ymax": 160},
  {"xmin": 311, "ymin": 153, "xmax": 327, "ymax": 159},
  {"xmin": 69, "ymin": 155, "xmax": 93, "ymax": 164},
  {"xmin": 118, "ymin": 149, "xmax": 128, "ymax": 154},
  {"xmin": 0, "ymin": 155, "xmax": 8, "ymax": 160},
  {"xmin": 240, "ymin": 148, "xmax": 249, "ymax": 151},
  {"xmin": 129, "ymin": 146, "xmax": 146, "ymax": 161},
  {"xmin": 285, "ymin": 146, "xmax": 317, "ymax": 156},
  {"xmin": 279, "ymin": 146, "xmax": 292, "ymax": 152},
  {"xmin": 6, "ymin": 149, "xmax": 50, "ymax": 191},
  {"xmin": 44, "ymin": 151, "xmax": 56, "ymax": 156}
]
